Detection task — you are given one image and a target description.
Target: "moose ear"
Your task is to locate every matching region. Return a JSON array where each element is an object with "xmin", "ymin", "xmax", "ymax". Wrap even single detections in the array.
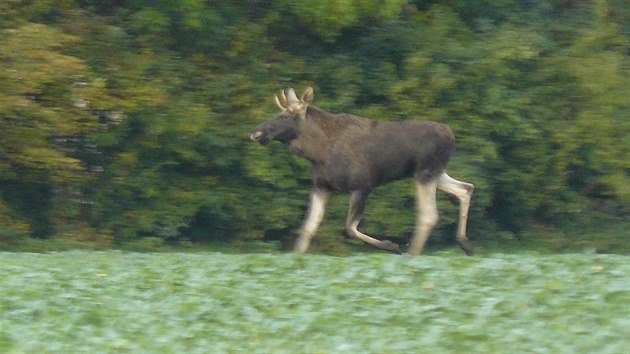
[{"xmin": 301, "ymin": 87, "xmax": 314, "ymax": 104}]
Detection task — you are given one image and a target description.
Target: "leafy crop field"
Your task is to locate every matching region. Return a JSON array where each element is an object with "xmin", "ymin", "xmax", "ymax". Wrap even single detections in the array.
[{"xmin": 1, "ymin": 251, "xmax": 628, "ymax": 353}]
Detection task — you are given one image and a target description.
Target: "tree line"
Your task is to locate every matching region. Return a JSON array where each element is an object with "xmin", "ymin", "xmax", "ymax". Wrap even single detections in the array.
[{"xmin": 1, "ymin": 0, "xmax": 628, "ymax": 251}]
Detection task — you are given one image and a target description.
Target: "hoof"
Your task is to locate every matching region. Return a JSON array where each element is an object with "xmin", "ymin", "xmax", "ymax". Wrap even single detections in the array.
[
  {"xmin": 457, "ymin": 239, "xmax": 474, "ymax": 256},
  {"xmin": 379, "ymin": 240, "xmax": 402, "ymax": 254}
]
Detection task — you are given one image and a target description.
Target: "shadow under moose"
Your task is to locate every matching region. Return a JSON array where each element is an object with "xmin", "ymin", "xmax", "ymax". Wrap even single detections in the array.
[{"xmin": 250, "ymin": 87, "xmax": 474, "ymax": 256}]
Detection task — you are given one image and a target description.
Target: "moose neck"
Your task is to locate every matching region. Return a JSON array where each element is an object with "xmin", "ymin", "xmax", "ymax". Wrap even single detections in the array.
[{"xmin": 289, "ymin": 106, "xmax": 341, "ymax": 164}]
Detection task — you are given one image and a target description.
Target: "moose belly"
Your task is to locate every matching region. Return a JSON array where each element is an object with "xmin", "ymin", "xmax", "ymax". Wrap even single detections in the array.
[{"xmin": 313, "ymin": 152, "xmax": 413, "ymax": 193}]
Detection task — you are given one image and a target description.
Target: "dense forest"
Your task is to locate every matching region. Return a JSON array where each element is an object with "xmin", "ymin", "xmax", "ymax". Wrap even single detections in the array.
[{"xmin": 1, "ymin": 0, "xmax": 629, "ymax": 252}]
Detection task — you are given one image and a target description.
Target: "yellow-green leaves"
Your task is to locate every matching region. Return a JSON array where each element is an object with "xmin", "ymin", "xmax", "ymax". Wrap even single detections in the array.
[{"xmin": 0, "ymin": 23, "xmax": 100, "ymax": 180}]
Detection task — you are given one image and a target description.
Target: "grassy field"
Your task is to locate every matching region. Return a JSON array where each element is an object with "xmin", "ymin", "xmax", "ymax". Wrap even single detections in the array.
[{"xmin": 1, "ymin": 250, "xmax": 629, "ymax": 353}]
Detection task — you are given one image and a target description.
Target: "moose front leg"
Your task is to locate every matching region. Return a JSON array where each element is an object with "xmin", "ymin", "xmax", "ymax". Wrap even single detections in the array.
[
  {"xmin": 345, "ymin": 191, "xmax": 401, "ymax": 254},
  {"xmin": 295, "ymin": 189, "xmax": 331, "ymax": 253}
]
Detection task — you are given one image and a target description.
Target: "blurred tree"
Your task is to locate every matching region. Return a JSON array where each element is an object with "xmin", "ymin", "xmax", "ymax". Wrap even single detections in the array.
[
  {"xmin": 0, "ymin": 22, "xmax": 114, "ymax": 236},
  {"xmin": 275, "ymin": 0, "xmax": 406, "ymax": 42},
  {"xmin": 563, "ymin": 0, "xmax": 630, "ymax": 202}
]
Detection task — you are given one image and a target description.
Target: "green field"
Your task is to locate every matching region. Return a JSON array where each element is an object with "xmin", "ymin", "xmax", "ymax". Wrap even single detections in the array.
[{"xmin": 1, "ymin": 251, "xmax": 628, "ymax": 353}]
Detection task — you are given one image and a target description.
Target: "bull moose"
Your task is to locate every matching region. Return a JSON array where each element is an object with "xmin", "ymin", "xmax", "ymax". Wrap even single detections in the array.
[{"xmin": 250, "ymin": 87, "xmax": 474, "ymax": 256}]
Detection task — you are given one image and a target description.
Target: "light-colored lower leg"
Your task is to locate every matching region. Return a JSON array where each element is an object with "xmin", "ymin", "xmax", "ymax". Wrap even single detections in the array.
[
  {"xmin": 346, "ymin": 222, "xmax": 401, "ymax": 253},
  {"xmin": 294, "ymin": 189, "xmax": 330, "ymax": 253},
  {"xmin": 408, "ymin": 180, "xmax": 439, "ymax": 256},
  {"xmin": 438, "ymin": 172, "xmax": 474, "ymax": 255},
  {"xmin": 345, "ymin": 192, "xmax": 400, "ymax": 253}
]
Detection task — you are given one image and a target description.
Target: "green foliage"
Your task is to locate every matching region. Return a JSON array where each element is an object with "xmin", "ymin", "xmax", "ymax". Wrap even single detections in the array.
[
  {"xmin": 276, "ymin": 0, "xmax": 406, "ymax": 41},
  {"xmin": 0, "ymin": 198, "xmax": 30, "ymax": 243},
  {"xmin": 1, "ymin": 251, "xmax": 629, "ymax": 352},
  {"xmin": 0, "ymin": 21, "xmax": 115, "ymax": 236},
  {"xmin": 0, "ymin": 0, "xmax": 628, "ymax": 249}
]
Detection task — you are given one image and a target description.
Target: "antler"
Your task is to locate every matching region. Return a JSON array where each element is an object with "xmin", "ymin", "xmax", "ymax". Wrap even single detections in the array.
[
  {"xmin": 273, "ymin": 88, "xmax": 306, "ymax": 112},
  {"xmin": 274, "ymin": 95, "xmax": 286, "ymax": 111},
  {"xmin": 274, "ymin": 90, "xmax": 288, "ymax": 111}
]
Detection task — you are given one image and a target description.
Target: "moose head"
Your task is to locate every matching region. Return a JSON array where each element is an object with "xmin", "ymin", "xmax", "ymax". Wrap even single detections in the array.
[{"xmin": 249, "ymin": 87, "xmax": 313, "ymax": 145}]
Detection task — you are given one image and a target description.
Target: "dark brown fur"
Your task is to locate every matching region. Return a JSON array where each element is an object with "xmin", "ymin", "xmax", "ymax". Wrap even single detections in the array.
[{"xmin": 252, "ymin": 105, "xmax": 455, "ymax": 193}]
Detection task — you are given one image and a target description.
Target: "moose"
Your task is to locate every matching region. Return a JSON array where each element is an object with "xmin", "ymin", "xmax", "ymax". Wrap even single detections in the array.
[{"xmin": 250, "ymin": 87, "xmax": 474, "ymax": 256}]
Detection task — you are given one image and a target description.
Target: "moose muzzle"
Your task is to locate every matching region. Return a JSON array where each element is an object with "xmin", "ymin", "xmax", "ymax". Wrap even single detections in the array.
[{"xmin": 250, "ymin": 130, "xmax": 269, "ymax": 144}]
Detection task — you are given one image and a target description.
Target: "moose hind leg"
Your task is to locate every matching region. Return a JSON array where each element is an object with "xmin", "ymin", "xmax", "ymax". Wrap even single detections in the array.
[
  {"xmin": 437, "ymin": 172, "xmax": 474, "ymax": 256},
  {"xmin": 295, "ymin": 189, "xmax": 330, "ymax": 253},
  {"xmin": 345, "ymin": 191, "xmax": 401, "ymax": 253},
  {"xmin": 408, "ymin": 179, "xmax": 439, "ymax": 256}
]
